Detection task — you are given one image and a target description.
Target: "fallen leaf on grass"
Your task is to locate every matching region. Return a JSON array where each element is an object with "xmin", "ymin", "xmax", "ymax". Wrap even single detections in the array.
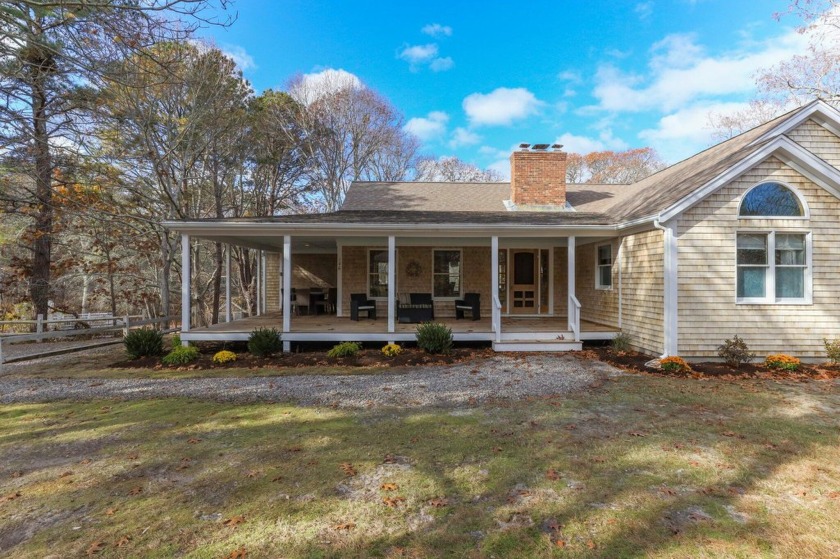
[
  {"xmin": 126, "ymin": 453, "xmax": 139, "ymax": 460},
  {"xmin": 128, "ymin": 486, "xmax": 142, "ymax": 495},
  {"xmin": 555, "ymin": 539, "xmax": 566, "ymax": 547},
  {"xmin": 187, "ymin": 438, "xmax": 202, "ymax": 444},
  {"xmin": 10, "ymin": 471, "xmax": 23, "ymax": 478},
  {"xmin": 565, "ymin": 424, "xmax": 577, "ymax": 431},
  {"xmin": 428, "ymin": 497, "xmax": 448, "ymax": 507},
  {"xmin": 492, "ymin": 446, "xmax": 503, "ymax": 453},
  {"xmin": 80, "ymin": 458, "xmax": 92, "ymax": 465},
  {"xmin": 223, "ymin": 515, "xmax": 245, "ymax": 527},
  {"xmin": 86, "ymin": 541, "xmax": 106, "ymax": 555},
  {"xmin": 659, "ymin": 487, "xmax": 677, "ymax": 496},
  {"xmin": 105, "ymin": 508, "xmax": 117, "ymax": 516},
  {"xmin": 287, "ymin": 446, "xmax": 303, "ymax": 453},
  {"xmin": 587, "ymin": 540, "xmax": 597, "ymax": 549},
  {"xmin": 271, "ymin": 476, "xmax": 283, "ymax": 483},
  {"xmin": 115, "ymin": 535, "xmax": 131, "ymax": 547},
  {"xmin": 225, "ymin": 547, "xmax": 247, "ymax": 558},
  {"xmin": 381, "ymin": 483, "xmax": 398, "ymax": 491},
  {"xmin": 244, "ymin": 470, "xmax": 259, "ymax": 478},
  {"xmin": 546, "ymin": 468, "xmax": 560, "ymax": 481},
  {"xmin": 382, "ymin": 496, "xmax": 406, "ymax": 507},
  {"xmin": 827, "ymin": 491, "xmax": 840, "ymax": 499},
  {"xmin": 591, "ymin": 456, "xmax": 606, "ymax": 463},
  {"xmin": 340, "ymin": 463, "xmax": 357, "ymax": 477},
  {"xmin": 628, "ymin": 431, "xmax": 646, "ymax": 437},
  {"xmin": 60, "ymin": 471, "xmax": 73, "ymax": 478},
  {"xmin": 334, "ymin": 522, "xmax": 356, "ymax": 531},
  {"xmin": 2, "ymin": 491, "xmax": 22, "ymax": 502},
  {"xmin": 383, "ymin": 454, "xmax": 398, "ymax": 464},
  {"xmin": 722, "ymin": 431, "xmax": 736, "ymax": 437}
]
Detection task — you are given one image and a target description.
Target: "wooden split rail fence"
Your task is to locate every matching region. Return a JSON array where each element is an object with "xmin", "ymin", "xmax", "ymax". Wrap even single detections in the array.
[{"xmin": 0, "ymin": 315, "xmax": 174, "ymax": 374}]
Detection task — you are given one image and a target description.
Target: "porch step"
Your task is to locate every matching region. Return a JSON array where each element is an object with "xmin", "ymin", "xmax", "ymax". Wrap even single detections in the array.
[
  {"xmin": 492, "ymin": 339, "xmax": 582, "ymax": 352},
  {"xmin": 499, "ymin": 331, "xmax": 572, "ymax": 341}
]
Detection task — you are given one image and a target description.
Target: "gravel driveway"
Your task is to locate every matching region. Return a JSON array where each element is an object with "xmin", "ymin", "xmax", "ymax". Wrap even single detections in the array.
[{"xmin": 0, "ymin": 354, "xmax": 620, "ymax": 408}]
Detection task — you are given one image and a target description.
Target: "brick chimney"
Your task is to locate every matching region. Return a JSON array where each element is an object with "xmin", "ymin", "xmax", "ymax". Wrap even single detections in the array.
[{"xmin": 510, "ymin": 144, "xmax": 567, "ymax": 207}]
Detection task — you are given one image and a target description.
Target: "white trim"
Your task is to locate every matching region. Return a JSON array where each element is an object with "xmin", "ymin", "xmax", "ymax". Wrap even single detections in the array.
[
  {"xmin": 431, "ymin": 248, "xmax": 463, "ymax": 300},
  {"xmin": 653, "ymin": 220, "xmax": 678, "ymax": 357},
  {"xmin": 660, "ymin": 136, "xmax": 840, "ymax": 222},
  {"xmin": 750, "ymin": 100, "xmax": 840, "ymax": 145},
  {"xmin": 567, "ymin": 236, "xmax": 575, "ymax": 329},
  {"xmin": 617, "ymin": 238, "xmax": 623, "ymax": 329},
  {"xmin": 737, "ymin": 180, "xmax": 810, "ymax": 219},
  {"xmin": 491, "ymin": 236, "xmax": 501, "ymax": 341},
  {"xmin": 388, "ymin": 236, "xmax": 396, "ymax": 334},
  {"xmin": 548, "ymin": 246, "xmax": 554, "ymax": 315},
  {"xmin": 261, "ymin": 251, "xmax": 267, "ymax": 314},
  {"xmin": 180, "ymin": 233, "xmax": 190, "ymax": 341},
  {"xmin": 734, "ymin": 230, "xmax": 813, "ymax": 305},
  {"xmin": 282, "ymin": 236, "xmax": 291, "ymax": 335},
  {"xmin": 595, "ymin": 243, "xmax": 613, "ymax": 290},
  {"xmin": 255, "ymin": 250, "xmax": 261, "ymax": 317}
]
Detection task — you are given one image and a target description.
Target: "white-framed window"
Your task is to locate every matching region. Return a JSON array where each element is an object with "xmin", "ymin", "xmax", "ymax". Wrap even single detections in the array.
[
  {"xmin": 595, "ymin": 244, "xmax": 612, "ymax": 290},
  {"xmin": 432, "ymin": 249, "xmax": 462, "ymax": 299},
  {"xmin": 739, "ymin": 182, "xmax": 807, "ymax": 219},
  {"xmin": 736, "ymin": 231, "xmax": 811, "ymax": 304},
  {"xmin": 368, "ymin": 248, "xmax": 389, "ymax": 299}
]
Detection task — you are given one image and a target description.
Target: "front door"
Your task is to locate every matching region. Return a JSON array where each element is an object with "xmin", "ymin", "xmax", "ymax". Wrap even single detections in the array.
[{"xmin": 510, "ymin": 250, "xmax": 537, "ymax": 314}]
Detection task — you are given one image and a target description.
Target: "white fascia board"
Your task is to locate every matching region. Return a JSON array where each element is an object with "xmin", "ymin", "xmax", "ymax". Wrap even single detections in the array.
[
  {"xmin": 750, "ymin": 99, "xmax": 840, "ymax": 145},
  {"xmin": 659, "ymin": 136, "xmax": 840, "ymax": 223}
]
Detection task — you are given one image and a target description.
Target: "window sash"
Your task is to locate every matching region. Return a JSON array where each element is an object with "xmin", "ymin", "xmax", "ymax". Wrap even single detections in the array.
[
  {"xmin": 368, "ymin": 249, "xmax": 389, "ymax": 298},
  {"xmin": 596, "ymin": 245, "xmax": 612, "ymax": 288},
  {"xmin": 736, "ymin": 232, "xmax": 809, "ymax": 303},
  {"xmin": 432, "ymin": 250, "xmax": 461, "ymax": 298}
]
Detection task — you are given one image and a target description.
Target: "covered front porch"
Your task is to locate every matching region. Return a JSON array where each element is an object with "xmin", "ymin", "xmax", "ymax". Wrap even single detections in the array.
[{"xmin": 173, "ymin": 221, "xmax": 624, "ymax": 352}]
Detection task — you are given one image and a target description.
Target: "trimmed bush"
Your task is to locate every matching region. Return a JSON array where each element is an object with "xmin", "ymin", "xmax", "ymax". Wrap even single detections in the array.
[
  {"xmin": 124, "ymin": 328, "xmax": 164, "ymax": 359},
  {"xmin": 765, "ymin": 354, "xmax": 800, "ymax": 371},
  {"xmin": 824, "ymin": 338, "xmax": 840, "ymax": 365},
  {"xmin": 381, "ymin": 343, "xmax": 402, "ymax": 358},
  {"xmin": 248, "ymin": 328, "xmax": 283, "ymax": 357},
  {"xmin": 416, "ymin": 322, "xmax": 453, "ymax": 354},
  {"xmin": 717, "ymin": 335, "xmax": 755, "ymax": 369},
  {"xmin": 213, "ymin": 350, "xmax": 237, "ymax": 364},
  {"xmin": 327, "ymin": 342, "xmax": 362, "ymax": 358},
  {"xmin": 660, "ymin": 356, "xmax": 691, "ymax": 374},
  {"xmin": 611, "ymin": 332, "xmax": 631, "ymax": 353},
  {"xmin": 162, "ymin": 344, "xmax": 200, "ymax": 366}
]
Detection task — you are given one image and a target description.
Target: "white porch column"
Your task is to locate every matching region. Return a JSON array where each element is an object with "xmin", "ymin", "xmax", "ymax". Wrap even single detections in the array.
[
  {"xmin": 180, "ymin": 233, "xmax": 190, "ymax": 345},
  {"xmin": 663, "ymin": 223, "xmax": 679, "ymax": 357},
  {"xmin": 282, "ymin": 235, "xmax": 292, "ymax": 352},
  {"xmin": 387, "ymin": 235, "xmax": 396, "ymax": 334},
  {"xmin": 225, "ymin": 246, "xmax": 231, "ymax": 323},
  {"xmin": 261, "ymin": 251, "xmax": 267, "ymax": 314},
  {"xmin": 568, "ymin": 236, "xmax": 579, "ymax": 340},
  {"xmin": 254, "ymin": 250, "xmax": 261, "ymax": 316},
  {"xmin": 336, "ymin": 241, "xmax": 343, "ymax": 317},
  {"xmin": 491, "ymin": 236, "xmax": 500, "ymax": 342}
]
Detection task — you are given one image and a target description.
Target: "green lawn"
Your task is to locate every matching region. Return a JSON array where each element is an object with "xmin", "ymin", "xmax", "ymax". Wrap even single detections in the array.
[{"xmin": 1, "ymin": 375, "xmax": 838, "ymax": 558}]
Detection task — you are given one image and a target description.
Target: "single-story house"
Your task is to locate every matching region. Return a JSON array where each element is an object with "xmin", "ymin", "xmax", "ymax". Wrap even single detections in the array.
[{"xmin": 165, "ymin": 100, "xmax": 840, "ymax": 359}]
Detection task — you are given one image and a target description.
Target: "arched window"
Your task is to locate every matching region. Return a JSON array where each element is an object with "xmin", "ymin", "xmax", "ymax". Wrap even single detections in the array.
[{"xmin": 739, "ymin": 182, "xmax": 805, "ymax": 217}]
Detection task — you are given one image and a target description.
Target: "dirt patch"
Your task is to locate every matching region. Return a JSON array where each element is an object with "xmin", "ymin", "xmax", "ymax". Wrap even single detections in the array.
[
  {"xmin": 115, "ymin": 346, "xmax": 495, "ymax": 371},
  {"xmin": 588, "ymin": 347, "xmax": 840, "ymax": 381}
]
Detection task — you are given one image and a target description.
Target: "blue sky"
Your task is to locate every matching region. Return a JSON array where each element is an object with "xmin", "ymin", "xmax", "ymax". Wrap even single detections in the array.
[{"xmin": 201, "ymin": 0, "xmax": 807, "ymax": 175}]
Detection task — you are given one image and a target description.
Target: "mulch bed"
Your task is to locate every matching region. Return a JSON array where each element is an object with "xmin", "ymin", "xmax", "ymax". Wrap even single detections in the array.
[
  {"xmin": 116, "ymin": 344, "xmax": 496, "ymax": 370},
  {"xmin": 589, "ymin": 347, "xmax": 840, "ymax": 381}
]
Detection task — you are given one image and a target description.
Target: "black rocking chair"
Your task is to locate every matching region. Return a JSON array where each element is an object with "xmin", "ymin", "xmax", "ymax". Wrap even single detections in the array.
[
  {"xmin": 350, "ymin": 293, "xmax": 376, "ymax": 321},
  {"xmin": 455, "ymin": 292, "xmax": 481, "ymax": 320}
]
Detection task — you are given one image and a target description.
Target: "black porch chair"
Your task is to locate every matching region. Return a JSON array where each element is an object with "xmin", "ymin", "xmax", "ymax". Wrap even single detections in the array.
[
  {"xmin": 350, "ymin": 293, "xmax": 376, "ymax": 321},
  {"xmin": 455, "ymin": 292, "xmax": 481, "ymax": 320}
]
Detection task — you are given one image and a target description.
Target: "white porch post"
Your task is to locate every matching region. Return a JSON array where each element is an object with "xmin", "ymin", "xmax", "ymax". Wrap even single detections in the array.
[
  {"xmin": 568, "ymin": 236, "xmax": 579, "ymax": 340},
  {"xmin": 255, "ymin": 250, "xmax": 261, "ymax": 316},
  {"xmin": 225, "ymin": 246, "xmax": 231, "ymax": 323},
  {"xmin": 336, "ymin": 241, "xmax": 343, "ymax": 317},
  {"xmin": 180, "ymin": 233, "xmax": 190, "ymax": 345},
  {"xmin": 282, "ymin": 235, "xmax": 292, "ymax": 352},
  {"xmin": 491, "ymin": 236, "xmax": 500, "ymax": 342},
  {"xmin": 261, "ymin": 251, "xmax": 267, "ymax": 314},
  {"xmin": 663, "ymin": 223, "xmax": 679, "ymax": 357},
  {"xmin": 387, "ymin": 235, "xmax": 396, "ymax": 335}
]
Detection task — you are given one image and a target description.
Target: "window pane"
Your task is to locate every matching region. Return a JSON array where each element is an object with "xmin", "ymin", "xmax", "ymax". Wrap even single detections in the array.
[
  {"xmin": 433, "ymin": 250, "xmax": 461, "ymax": 297},
  {"xmin": 433, "ymin": 274, "xmax": 459, "ymax": 297},
  {"xmin": 369, "ymin": 250, "xmax": 387, "ymax": 273},
  {"xmin": 599, "ymin": 265, "xmax": 612, "ymax": 287},
  {"xmin": 737, "ymin": 234, "xmax": 767, "ymax": 265},
  {"xmin": 737, "ymin": 267, "xmax": 766, "ymax": 298},
  {"xmin": 598, "ymin": 245, "xmax": 611, "ymax": 265},
  {"xmin": 776, "ymin": 267, "xmax": 804, "ymax": 298},
  {"xmin": 433, "ymin": 250, "xmax": 459, "ymax": 274},
  {"xmin": 369, "ymin": 250, "xmax": 389, "ymax": 298},
  {"xmin": 739, "ymin": 183, "xmax": 804, "ymax": 216},
  {"xmin": 775, "ymin": 234, "xmax": 805, "ymax": 265}
]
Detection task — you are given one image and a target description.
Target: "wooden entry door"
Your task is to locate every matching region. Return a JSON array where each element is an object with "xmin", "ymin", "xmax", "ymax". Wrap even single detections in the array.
[{"xmin": 510, "ymin": 250, "xmax": 537, "ymax": 314}]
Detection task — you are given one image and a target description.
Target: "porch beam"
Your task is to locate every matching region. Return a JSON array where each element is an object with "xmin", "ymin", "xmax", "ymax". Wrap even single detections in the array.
[
  {"xmin": 387, "ymin": 235, "xmax": 395, "ymax": 334},
  {"xmin": 283, "ymin": 235, "xmax": 292, "ymax": 352},
  {"xmin": 180, "ymin": 233, "xmax": 190, "ymax": 345},
  {"xmin": 225, "ymin": 245, "xmax": 231, "ymax": 323}
]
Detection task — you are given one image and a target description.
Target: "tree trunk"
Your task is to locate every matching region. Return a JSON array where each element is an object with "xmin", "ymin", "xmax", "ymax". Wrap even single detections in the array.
[{"xmin": 29, "ymin": 68, "xmax": 53, "ymax": 320}]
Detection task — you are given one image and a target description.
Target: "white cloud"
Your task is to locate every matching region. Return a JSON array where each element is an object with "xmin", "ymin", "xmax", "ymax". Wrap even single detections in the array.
[
  {"xmin": 221, "ymin": 44, "xmax": 255, "ymax": 70},
  {"xmin": 635, "ymin": 1, "xmax": 654, "ymax": 21},
  {"xmin": 463, "ymin": 87, "xmax": 543, "ymax": 126},
  {"xmin": 590, "ymin": 30, "xmax": 810, "ymax": 113},
  {"xmin": 555, "ymin": 130, "xmax": 628, "ymax": 154},
  {"xmin": 399, "ymin": 43, "xmax": 438, "ymax": 64},
  {"xmin": 487, "ymin": 158, "xmax": 512, "ymax": 180},
  {"xmin": 430, "ymin": 56, "xmax": 454, "ymax": 72},
  {"xmin": 449, "ymin": 127, "xmax": 481, "ymax": 148},
  {"xmin": 404, "ymin": 111, "xmax": 449, "ymax": 142},
  {"xmin": 422, "ymin": 23, "xmax": 452, "ymax": 37},
  {"xmin": 290, "ymin": 68, "xmax": 362, "ymax": 105}
]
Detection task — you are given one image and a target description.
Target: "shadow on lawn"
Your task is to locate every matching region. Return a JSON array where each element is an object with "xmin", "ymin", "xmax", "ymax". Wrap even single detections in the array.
[{"xmin": 0, "ymin": 378, "xmax": 837, "ymax": 558}]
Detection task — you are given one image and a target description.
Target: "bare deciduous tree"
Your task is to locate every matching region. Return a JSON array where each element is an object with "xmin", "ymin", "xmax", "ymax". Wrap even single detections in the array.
[
  {"xmin": 566, "ymin": 148, "xmax": 666, "ymax": 184},
  {"xmin": 414, "ymin": 156, "xmax": 504, "ymax": 182}
]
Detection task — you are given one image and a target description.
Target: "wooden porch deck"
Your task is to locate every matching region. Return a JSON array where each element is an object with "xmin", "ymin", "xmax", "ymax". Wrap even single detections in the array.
[{"xmin": 185, "ymin": 311, "xmax": 618, "ymax": 343}]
